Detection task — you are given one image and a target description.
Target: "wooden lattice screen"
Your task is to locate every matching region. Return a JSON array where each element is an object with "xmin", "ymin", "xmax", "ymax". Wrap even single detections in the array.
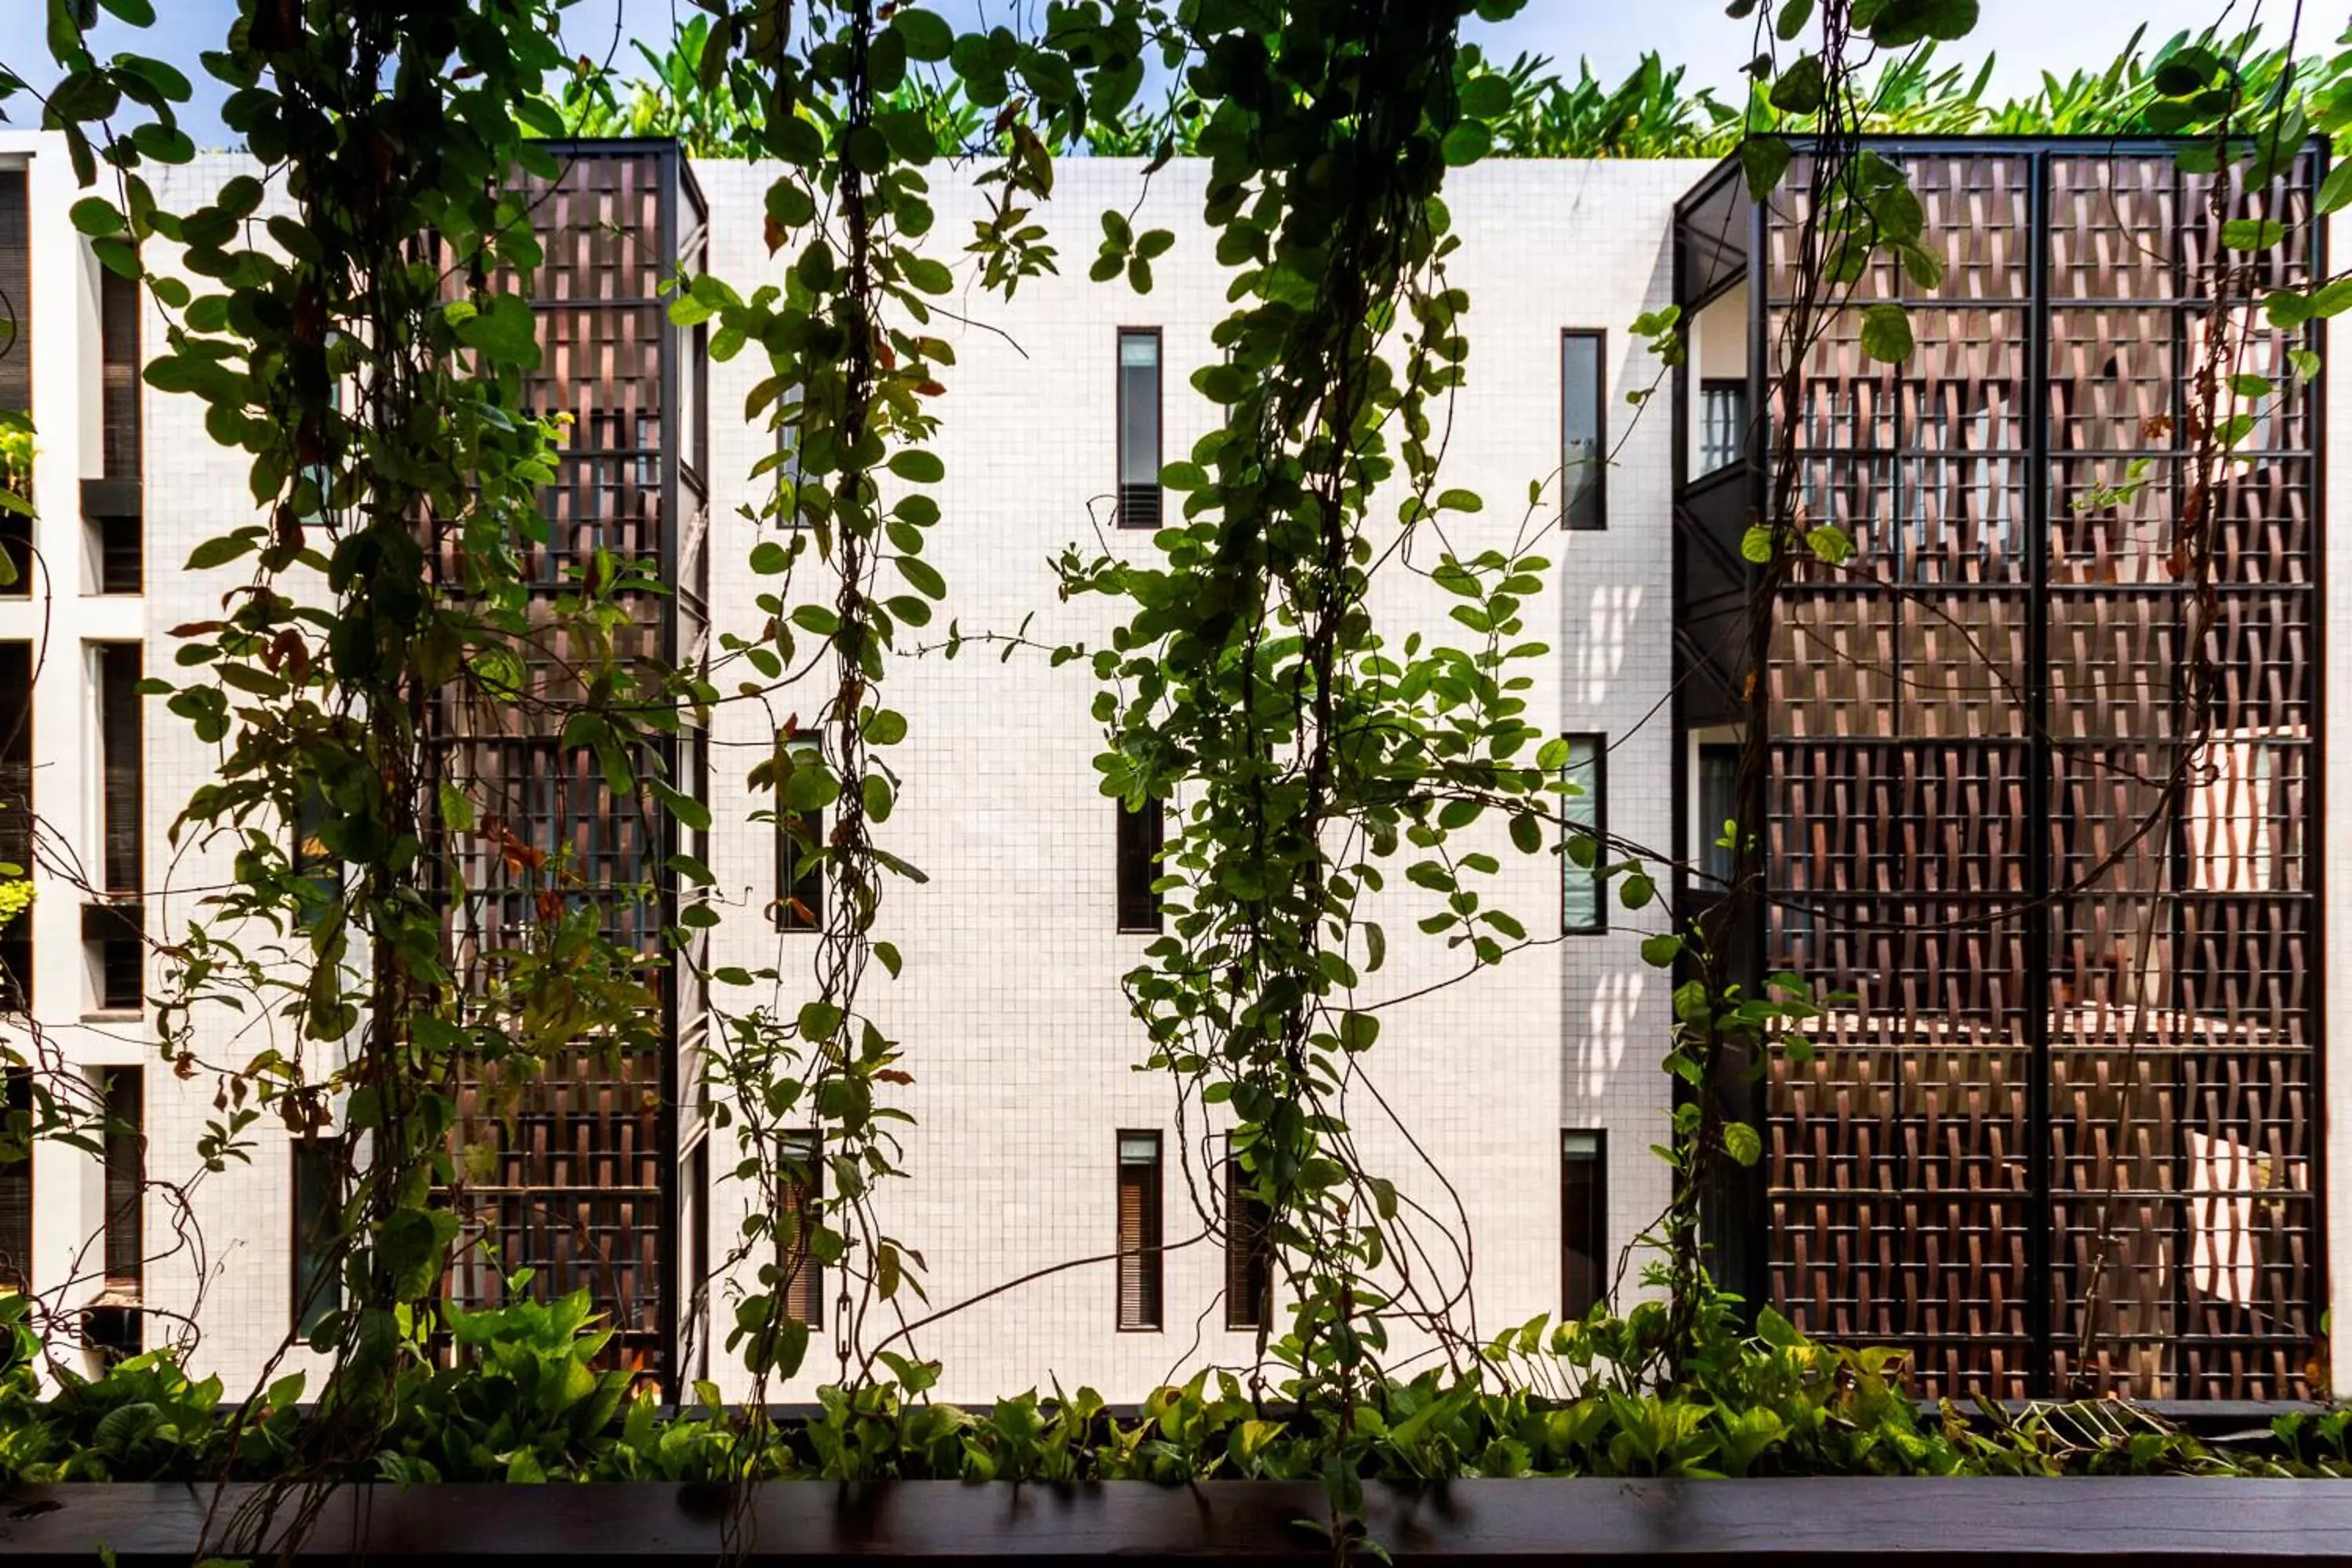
[
  {"xmin": 1747, "ymin": 147, "xmax": 2321, "ymax": 1399},
  {"xmin": 433, "ymin": 144, "xmax": 710, "ymax": 1382}
]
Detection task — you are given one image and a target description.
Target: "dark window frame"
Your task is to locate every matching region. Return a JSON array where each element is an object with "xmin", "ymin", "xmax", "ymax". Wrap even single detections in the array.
[
  {"xmin": 1116, "ymin": 327, "xmax": 1163, "ymax": 531},
  {"xmin": 1700, "ymin": 377, "xmax": 1748, "ymax": 475},
  {"xmin": 781, "ymin": 1129, "xmax": 824, "ymax": 1328},
  {"xmin": 1562, "ymin": 1128, "xmax": 1607, "ymax": 1319},
  {"xmin": 100, "ymin": 1067, "xmax": 142, "ymax": 1297},
  {"xmin": 1116, "ymin": 797, "xmax": 1165, "ymax": 933},
  {"xmin": 292, "ymin": 1135, "xmax": 344, "ymax": 1338},
  {"xmin": 0, "ymin": 1072, "xmax": 29, "ymax": 1295},
  {"xmin": 1562, "ymin": 733, "xmax": 1608, "ymax": 934},
  {"xmin": 0, "ymin": 643, "xmax": 31, "ymax": 1012},
  {"xmin": 1116, "ymin": 1130, "xmax": 1163, "ymax": 1332},
  {"xmin": 1223, "ymin": 1138, "xmax": 1275, "ymax": 1332},
  {"xmin": 1562, "ymin": 329, "xmax": 1607, "ymax": 531},
  {"xmin": 774, "ymin": 733, "xmax": 826, "ymax": 934},
  {"xmin": 95, "ymin": 643, "xmax": 142, "ymax": 898}
]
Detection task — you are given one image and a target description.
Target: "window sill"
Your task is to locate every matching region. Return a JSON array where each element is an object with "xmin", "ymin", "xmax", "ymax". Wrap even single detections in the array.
[{"xmin": 80, "ymin": 1011, "xmax": 143, "ymax": 1024}]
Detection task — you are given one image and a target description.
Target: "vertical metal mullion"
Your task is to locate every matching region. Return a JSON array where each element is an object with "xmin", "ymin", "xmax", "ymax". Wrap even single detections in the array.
[
  {"xmin": 2305, "ymin": 141, "xmax": 2331, "ymax": 1399},
  {"xmin": 2024, "ymin": 148, "xmax": 2055, "ymax": 1396}
]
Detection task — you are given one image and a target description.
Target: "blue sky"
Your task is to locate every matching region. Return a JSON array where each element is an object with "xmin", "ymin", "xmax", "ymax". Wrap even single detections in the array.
[{"xmin": 0, "ymin": 0, "xmax": 2280, "ymax": 149}]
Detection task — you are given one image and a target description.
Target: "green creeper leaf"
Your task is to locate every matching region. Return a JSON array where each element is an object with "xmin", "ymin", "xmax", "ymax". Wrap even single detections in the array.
[
  {"xmin": 1439, "ymin": 121, "xmax": 1493, "ymax": 167},
  {"xmin": 1768, "ymin": 53, "xmax": 1825, "ymax": 114},
  {"xmin": 891, "ymin": 7, "xmax": 954, "ymax": 61},
  {"xmin": 887, "ymin": 448, "xmax": 945, "ymax": 484},
  {"xmin": 1740, "ymin": 135, "xmax": 1792, "ymax": 201},
  {"xmin": 1509, "ymin": 813, "xmax": 1542, "ymax": 855},
  {"xmin": 1806, "ymin": 524, "xmax": 1853, "ymax": 564},
  {"xmin": 69, "ymin": 197, "xmax": 123, "ymax": 236},
  {"xmin": 1338, "ymin": 1011, "xmax": 1379, "ymax": 1053},
  {"xmin": 1640, "ymin": 933, "xmax": 1684, "ymax": 967},
  {"xmin": 895, "ymin": 555, "xmax": 946, "ymax": 600},
  {"xmin": 1861, "ymin": 0, "xmax": 1979, "ymax": 45},
  {"xmin": 1858, "ymin": 302, "xmax": 1914, "ymax": 364},
  {"xmin": 648, "ymin": 779, "xmax": 712, "ymax": 833},
  {"xmin": 1724, "ymin": 1121, "xmax": 1763, "ymax": 1167},
  {"xmin": 1457, "ymin": 74, "xmax": 1513, "ymax": 120},
  {"xmin": 2319, "ymin": 160, "xmax": 2352, "ymax": 216},
  {"xmin": 862, "ymin": 708, "xmax": 909, "ymax": 746},
  {"xmin": 2221, "ymin": 219, "xmax": 2286, "ymax": 252},
  {"xmin": 1740, "ymin": 525, "xmax": 1774, "ymax": 564},
  {"xmin": 100, "ymin": 0, "xmax": 159, "ymax": 21}
]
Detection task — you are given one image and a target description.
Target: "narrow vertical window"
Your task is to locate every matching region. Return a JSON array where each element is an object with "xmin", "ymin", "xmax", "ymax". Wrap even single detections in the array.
[
  {"xmin": 1562, "ymin": 734, "xmax": 1607, "ymax": 933},
  {"xmin": 96, "ymin": 644, "xmax": 142, "ymax": 897},
  {"xmin": 292, "ymin": 782, "xmax": 338, "ymax": 930},
  {"xmin": 1700, "ymin": 379, "xmax": 1747, "ymax": 474},
  {"xmin": 1697, "ymin": 742, "xmax": 1741, "ymax": 895},
  {"xmin": 1116, "ymin": 1131, "xmax": 1163, "ymax": 1330},
  {"xmin": 0, "ymin": 171, "xmax": 31, "ymax": 599},
  {"xmin": 292, "ymin": 1136, "xmax": 343, "ymax": 1337},
  {"xmin": 0, "ymin": 1072, "xmax": 27, "ymax": 1294},
  {"xmin": 775, "ymin": 804, "xmax": 825, "ymax": 932},
  {"xmin": 99, "ymin": 270, "xmax": 141, "ymax": 481},
  {"xmin": 780, "ymin": 1130, "xmax": 823, "ymax": 1327},
  {"xmin": 1116, "ymin": 328, "xmax": 1162, "ymax": 530},
  {"xmin": 1116, "ymin": 798, "xmax": 1164, "ymax": 933},
  {"xmin": 1563, "ymin": 330, "xmax": 1606, "ymax": 530},
  {"xmin": 0, "ymin": 643, "xmax": 31, "ymax": 1013},
  {"xmin": 85, "ymin": 1065, "xmax": 143, "ymax": 1359},
  {"xmin": 1562, "ymin": 1130, "xmax": 1607, "ymax": 1319},
  {"xmin": 1224, "ymin": 1142, "xmax": 1275, "ymax": 1331},
  {"xmin": 101, "ymin": 1069, "xmax": 142, "ymax": 1298}
]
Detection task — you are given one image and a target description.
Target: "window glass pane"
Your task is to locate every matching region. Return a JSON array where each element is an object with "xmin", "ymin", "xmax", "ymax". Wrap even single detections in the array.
[
  {"xmin": 1700, "ymin": 379, "xmax": 1746, "ymax": 474},
  {"xmin": 1117, "ymin": 331, "xmax": 1160, "ymax": 528},
  {"xmin": 1117, "ymin": 1131, "xmax": 1162, "ymax": 1329},
  {"xmin": 1563, "ymin": 333, "xmax": 1605, "ymax": 530},
  {"xmin": 1563, "ymin": 735, "xmax": 1605, "ymax": 931},
  {"xmin": 1698, "ymin": 742, "xmax": 1740, "ymax": 891},
  {"xmin": 292, "ymin": 1137, "xmax": 343, "ymax": 1335},
  {"xmin": 1562, "ymin": 1130, "xmax": 1606, "ymax": 1318},
  {"xmin": 1116, "ymin": 799, "xmax": 1164, "ymax": 931}
]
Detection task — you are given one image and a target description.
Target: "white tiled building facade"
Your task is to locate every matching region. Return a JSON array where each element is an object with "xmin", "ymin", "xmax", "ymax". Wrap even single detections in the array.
[{"xmin": 0, "ymin": 130, "xmax": 2343, "ymax": 1402}]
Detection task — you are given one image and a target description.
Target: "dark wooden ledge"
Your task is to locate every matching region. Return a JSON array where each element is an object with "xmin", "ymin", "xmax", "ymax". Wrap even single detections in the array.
[{"xmin": 3, "ymin": 1478, "xmax": 2351, "ymax": 1564}]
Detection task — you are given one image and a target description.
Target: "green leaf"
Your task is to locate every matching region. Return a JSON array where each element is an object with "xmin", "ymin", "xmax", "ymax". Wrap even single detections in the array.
[
  {"xmin": 1640, "ymin": 933, "xmax": 1684, "ymax": 967},
  {"xmin": 1338, "ymin": 1011, "xmax": 1379, "ymax": 1053},
  {"xmin": 887, "ymin": 449, "xmax": 945, "ymax": 485},
  {"xmin": 2221, "ymin": 219, "xmax": 2286, "ymax": 252},
  {"xmin": 1768, "ymin": 53, "xmax": 1825, "ymax": 114},
  {"xmin": 891, "ymin": 7, "xmax": 954, "ymax": 61},
  {"xmin": 648, "ymin": 779, "xmax": 712, "ymax": 833},
  {"xmin": 1457, "ymin": 74, "xmax": 1513, "ymax": 120},
  {"xmin": 70, "ymin": 197, "xmax": 124, "ymax": 236},
  {"xmin": 1740, "ymin": 524, "xmax": 1774, "ymax": 564},
  {"xmin": 1773, "ymin": 0, "xmax": 1815, "ymax": 40},
  {"xmin": 1861, "ymin": 0, "xmax": 1979, "ymax": 45},
  {"xmin": 1805, "ymin": 524, "xmax": 1853, "ymax": 564},
  {"xmin": 100, "ymin": 0, "xmax": 158, "ymax": 21},
  {"xmin": 1858, "ymin": 302, "xmax": 1914, "ymax": 364},
  {"xmin": 895, "ymin": 556, "xmax": 946, "ymax": 599},
  {"xmin": 1756, "ymin": 1304, "xmax": 1804, "ymax": 1349},
  {"xmin": 2319, "ymin": 160, "xmax": 2352, "ymax": 216},
  {"xmin": 1439, "ymin": 121, "xmax": 1493, "ymax": 166},
  {"xmin": 1723, "ymin": 1120, "xmax": 1763, "ymax": 1167},
  {"xmin": 1740, "ymin": 134, "xmax": 1792, "ymax": 201},
  {"xmin": 186, "ymin": 534, "xmax": 255, "ymax": 572}
]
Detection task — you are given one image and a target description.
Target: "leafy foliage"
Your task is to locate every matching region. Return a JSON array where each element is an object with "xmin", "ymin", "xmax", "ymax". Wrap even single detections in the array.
[{"xmin": 0, "ymin": 1287, "xmax": 2344, "ymax": 1485}]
